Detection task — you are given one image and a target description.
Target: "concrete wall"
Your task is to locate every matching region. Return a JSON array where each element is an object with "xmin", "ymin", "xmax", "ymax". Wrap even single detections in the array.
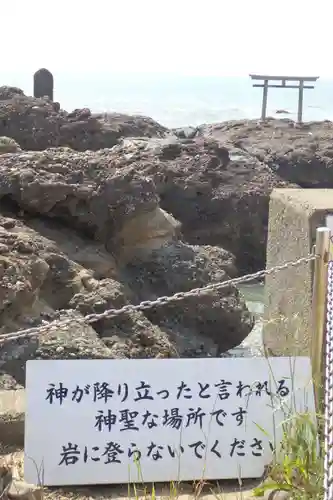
[{"xmin": 263, "ymin": 189, "xmax": 333, "ymax": 356}]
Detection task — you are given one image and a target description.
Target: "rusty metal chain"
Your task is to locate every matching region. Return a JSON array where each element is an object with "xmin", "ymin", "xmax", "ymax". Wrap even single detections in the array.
[{"xmin": 0, "ymin": 253, "xmax": 316, "ymax": 345}]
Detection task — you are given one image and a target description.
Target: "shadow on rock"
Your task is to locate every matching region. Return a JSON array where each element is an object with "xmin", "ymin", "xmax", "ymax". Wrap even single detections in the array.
[{"xmin": 122, "ymin": 241, "xmax": 254, "ymax": 356}]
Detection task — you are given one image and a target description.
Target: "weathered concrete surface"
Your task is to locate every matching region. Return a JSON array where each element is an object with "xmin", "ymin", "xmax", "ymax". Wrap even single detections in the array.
[
  {"xmin": 0, "ymin": 390, "xmax": 25, "ymax": 445},
  {"xmin": 263, "ymin": 188, "xmax": 333, "ymax": 356}
]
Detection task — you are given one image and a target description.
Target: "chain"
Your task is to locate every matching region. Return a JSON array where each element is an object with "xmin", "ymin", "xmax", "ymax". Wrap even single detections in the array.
[
  {"xmin": 324, "ymin": 260, "xmax": 333, "ymax": 500},
  {"xmin": 0, "ymin": 253, "xmax": 316, "ymax": 345}
]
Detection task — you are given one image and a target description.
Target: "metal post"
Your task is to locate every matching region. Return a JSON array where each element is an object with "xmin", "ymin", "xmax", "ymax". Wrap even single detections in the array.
[
  {"xmin": 324, "ymin": 258, "xmax": 333, "ymax": 500},
  {"xmin": 261, "ymin": 79, "xmax": 268, "ymax": 120},
  {"xmin": 311, "ymin": 226, "xmax": 330, "ymax": 412},
  {"xmin": 297, "ymin": 79, "xmax": 304, "ymax": 123}
]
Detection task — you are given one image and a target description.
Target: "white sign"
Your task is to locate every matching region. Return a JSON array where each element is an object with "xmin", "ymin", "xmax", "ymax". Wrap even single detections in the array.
[{"xmin": 24, "ymin": 357, "xmax": 315, "ymax": 486}]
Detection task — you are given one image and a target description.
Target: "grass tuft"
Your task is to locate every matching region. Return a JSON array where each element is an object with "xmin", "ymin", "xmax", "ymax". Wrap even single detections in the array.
[{"xmin": 253, "ymin": 412, "xmax": 324, "ymax": 499}]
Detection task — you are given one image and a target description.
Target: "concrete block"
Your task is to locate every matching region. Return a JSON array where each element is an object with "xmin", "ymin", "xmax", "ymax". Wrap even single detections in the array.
[
  {"xmin": 263, "ymin": 188, "xmax": 333, "ymax": 356},
  {"xmin": 0, "ymin": 390, "xmax": 25, "ymax": 446}
]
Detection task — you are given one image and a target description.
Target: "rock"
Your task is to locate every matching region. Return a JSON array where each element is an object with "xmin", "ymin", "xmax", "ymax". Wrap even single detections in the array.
[
  {"xmin": 0, "ymin": 138, "xmax": 21, "ymax": 155},
  {"xmin": 26, "ymin": 217, "xmax": 119, "ymax": 280},
  {"xmin": 0, "ymin": 456, "xmax": 12, "ymax": 494},
  {"xmin": 0, "ymin": 452, "xmax": 42, "ymax": 499},
  {"xmin": 0, "ymin": 389, "xmax": 24, "ymax": 444},
  {"xmin": 199, "ymin": 117, "xmax": 333, "ymax": 188},
  {"xmin": 0, "ymin": 149, "xmax": 159, "ymax": 247},
  {"xmin": 0, "ymin": 374, "xmax": 21, "ymax": 390},
  {"xmin": 0, "ymin": 87, "xmax": 24, "ymax": 100},
  {"xmin": 110, "ymin": 206, "xmax": 181, "ymax": 262},
  {"xmin": 0, "ymin": 170, "xmax": 253, "ymax": 384},
  {"xmin": 0, "ymin": 310, "xmax": 115, "ymax": 386},
  {"xmin": 7, "ymin": 479, "xmax": 43, "ymax": 500},
  {"xmin": 108, "ymin": 135, "xmax": 292, "ymax": 271},
  {"xmin": 0, "ymin": 87, "xmax": 168, "ymax": 151},
  {"xmin": 2, "ymin": 97, "xmax": 333, "ymax": 275},
  {"xmin": 124, "ymin": 241, "xmax": 254, "ymax": 354},
  {"xmin": 193, "ymin": 118, "xmax": 333, "ymax": 267},
  {"xmin": 0, "ymin": 132, "xmax": 292, "ymax": 273},
  {"xmin": 0, "ymin": 216, "xmax": 175, "ymax": 382},
  {"xmin": 172, "ymin": 126, "xmax": 199, "ymax": 139},
  {"xmin": 0, "ymin": 224, "xmax": 50, "ymax": 327},
  {"xmin": 96, "ymin": 112, "xmax": 168, "ymax": 138}
]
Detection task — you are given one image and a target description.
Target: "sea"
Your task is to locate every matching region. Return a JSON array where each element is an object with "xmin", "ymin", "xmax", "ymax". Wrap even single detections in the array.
[
  {"xmin": 237, "ymin": 284, "xmax": 264, "ymax": 357},
  {"xmin": 6, "ymin": 70, "xmax": 320, "ymax": 353},
  {"xmin": 3, "ymin": 72, "xmax": 333, "ymax": 128}
]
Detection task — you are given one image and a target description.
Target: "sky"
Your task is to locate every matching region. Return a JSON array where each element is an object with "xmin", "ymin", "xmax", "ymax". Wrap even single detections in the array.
[{"xmin": 3, "ymin": 0, "xmax": 333, "ymax": 77}]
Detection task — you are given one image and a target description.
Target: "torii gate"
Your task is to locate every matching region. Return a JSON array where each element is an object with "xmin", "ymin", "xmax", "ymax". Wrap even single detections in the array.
[{"xmin": 249, "ymin": 74, "xmax": 319, "ymax": 123}]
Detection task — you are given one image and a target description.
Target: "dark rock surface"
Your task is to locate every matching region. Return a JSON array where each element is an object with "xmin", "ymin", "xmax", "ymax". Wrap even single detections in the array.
[
  {"xmin": 199, "ymin": 118, "xmax": 333, "ymax": 188},
  {"xmin": 0, "ymin": 86, "xmax": 168, "ymax": 151},
  {"xmin": 2, "ymin": 96, "xmax": 329, "ymax": 388},
  {"xmin": 0, "ymin": 145, "xmax": 254, "ymax": 386},
  {"xmin": 1, "ymin": 90, "xmax": 328, "ymax": 274},
  {"xmin": 0, "ymin": 148, "xmax": 159, "ymax": 242},
  {"xmin": 125, "ymin": 242, "xmax": 252, "ymax": 355},
  {"xmin": 109, "ymin": 135, "xmax": 293, "ymax": 271}
]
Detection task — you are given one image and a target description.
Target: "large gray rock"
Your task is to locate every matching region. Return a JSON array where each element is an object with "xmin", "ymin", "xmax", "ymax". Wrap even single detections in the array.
[
  {"xmin": 0, "ymin": 311, "xmax": 115, "ymax": 386},
  {"xmin": 0, "ymin": 149, "xmax": 159, "ymax": 245},
  {"xmin": 124, "ymin": 242, "xmax": 254, "ymax": 354},
  {"xmin": 199, "ymin": 117, "xmax": 333, "ymax": 188},
  {"xmin": 0, "ymin": 184, "xmax": 254, "ymax": 387},
  {"xmin": 0, "ymin": 216, "xmax": 176, "ymax": 386},
  {"xmin": 108, "ymin": 136, "xmax": 292, "ymax": 272},
  {"xmin": 0, "ymin": 87, "xmax": 168, "ymax": 151}
]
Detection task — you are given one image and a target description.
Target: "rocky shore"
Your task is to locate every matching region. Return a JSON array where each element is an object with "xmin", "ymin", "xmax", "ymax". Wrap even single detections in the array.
[{"xmin": 0, "ymin": 85, "xmax": 331, "ymax": 389}]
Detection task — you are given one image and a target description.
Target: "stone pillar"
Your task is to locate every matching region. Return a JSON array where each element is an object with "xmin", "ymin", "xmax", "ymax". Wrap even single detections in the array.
[
  {"xmin": 263, "ymin": 188, "xmax": 333, "ymax": 356},
  {"xmin": 33, "ymin": 68, "xmax": 54, "ymax": 101}
]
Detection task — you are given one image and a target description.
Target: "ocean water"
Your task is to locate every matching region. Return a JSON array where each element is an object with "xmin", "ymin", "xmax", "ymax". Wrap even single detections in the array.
[
  {"xmin": 3, "ymin": 72, "xmax": 333, "ymax": 128},
  {"xmin": 231, "ymin": 284, "xmax": 264, "ymax": 357}
]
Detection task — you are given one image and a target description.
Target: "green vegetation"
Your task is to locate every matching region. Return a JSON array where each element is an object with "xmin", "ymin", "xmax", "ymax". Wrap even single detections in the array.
[{"xmin": 254, "ymin": 412, "xmax": 324, "ymax": 499}]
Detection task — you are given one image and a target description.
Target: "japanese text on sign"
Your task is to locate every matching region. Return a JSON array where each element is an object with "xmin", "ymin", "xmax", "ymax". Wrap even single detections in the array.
[{"xmin": 24, "ymin": 357, "xmax": 315, "ymax": 486}]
